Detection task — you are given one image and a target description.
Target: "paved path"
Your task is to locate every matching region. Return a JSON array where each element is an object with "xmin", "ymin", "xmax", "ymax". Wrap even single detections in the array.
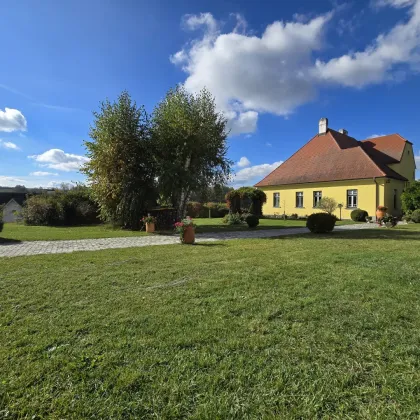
[{"xmin": 0, "ymin": 224, "xmax": 378, "ymax": 258}]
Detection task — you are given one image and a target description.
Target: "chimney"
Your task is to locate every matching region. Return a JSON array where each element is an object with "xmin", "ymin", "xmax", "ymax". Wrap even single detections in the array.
[
  {"xmin": 319, "ymin": 117, "xmax": 328, "ymax": 135},
  {"xmin": 338, "ymin": 128, "xmax": 348, "ymax": 135}
]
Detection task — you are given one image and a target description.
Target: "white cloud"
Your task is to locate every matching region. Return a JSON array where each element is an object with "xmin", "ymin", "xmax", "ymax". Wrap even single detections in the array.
[
  {"xmin": 29, "ymin": 149, "xmax": 89, "ymax": 172},
  {"xmin": 368, "ymin": 133, "xmax": 387, "ymax": 138},
  {"xmin": 237, "ymin": 156, "xmax": 251, "ymax": 168},
  {"xmin": 373, "ymin": 0, "xmax": 415, "ymax": 8},
  {"xmin": 30, "ymin": 171, "xmax": 59, "ymax": 177},
  {"xmin": 172, "ymin": 3, "xmax": 420, "ymax": 134},
  {"xmin": 0, "ymin": 108, "xmax": 27, "ymax": 132},
  {"xmin": 266, "ymin": 142, "xmax": 272, "ymax": 147},
  {"xmin": 0, "ymin": 175, "xmax": 26, "ymax": 186},
  {"xmin": 171, "ymin": 12, "xmax": 332, "ymax": 135},
  {"xmin": 232, "ymin": 160, "xmax": 283, "ymax": 186},
  {"xmin": 314, "ymin": 1, "xmax": 420, "ymax": 87},
  {"xmin": 0, "ymin": 139, "xmax": 20, "ymax": 150},
  {"xmin": 415, "ymin": 150, "xmax": 420, "ymax": 166}
]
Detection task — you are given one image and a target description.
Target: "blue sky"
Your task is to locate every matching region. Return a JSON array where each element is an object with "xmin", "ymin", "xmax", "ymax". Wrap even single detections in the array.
[{"xmin": 1, "ymin": 0, "xmax": 419, "ymax": 188}]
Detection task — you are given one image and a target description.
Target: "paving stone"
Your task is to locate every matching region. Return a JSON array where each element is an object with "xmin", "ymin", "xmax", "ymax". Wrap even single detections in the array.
[{"xmin": 0, "ymin": 224, "xmax": 378, "ymax": 258}]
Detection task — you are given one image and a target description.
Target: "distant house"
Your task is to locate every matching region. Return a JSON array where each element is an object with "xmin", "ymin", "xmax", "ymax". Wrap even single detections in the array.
[
  {"xmin": 255, "ymin": 118, "xmax": 416, "ymax": 219},
  {"xmin": 2, "ymin": 198, "xmax": 23, "ymax": 222}
]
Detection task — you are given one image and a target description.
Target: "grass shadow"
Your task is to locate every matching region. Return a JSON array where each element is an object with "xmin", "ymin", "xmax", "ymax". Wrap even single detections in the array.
[
  {"xmin": 193, "ymin": 242, "xmax": 227, "ymax": 247},
  {"xmin": 0, "ymin": 237, "xmax": 22, "ymax": 245},
  {"xmin": 262, "ymin": 228, "xmax": 420, "ymax": 241}
]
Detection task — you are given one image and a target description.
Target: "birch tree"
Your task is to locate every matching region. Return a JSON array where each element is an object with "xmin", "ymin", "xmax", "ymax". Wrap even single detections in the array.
[{"xmin": 152, "ymin": 87, "xmax": 232, "ymax": 218}]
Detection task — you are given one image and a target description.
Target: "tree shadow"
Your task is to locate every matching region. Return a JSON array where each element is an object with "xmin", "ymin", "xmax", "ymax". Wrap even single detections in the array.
[
  {"xmin": 193, "ymin": 242, "xmax": 227, "ymax": 247},
  {"xmin": 0, "ymin": 238, "xmax": 22, "ymax": 245},
  {"xmin": 263, "ymin": 228, "xmax": 420, "ymax": 241}
]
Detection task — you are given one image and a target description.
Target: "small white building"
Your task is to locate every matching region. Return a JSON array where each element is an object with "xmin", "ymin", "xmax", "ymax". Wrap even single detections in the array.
[{"xmin": 2, "ymin": 199, "xmax": 23, "ymax": 223}]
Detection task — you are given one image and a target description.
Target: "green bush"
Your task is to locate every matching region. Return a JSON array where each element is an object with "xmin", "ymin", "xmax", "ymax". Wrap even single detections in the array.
[
  {"xmin": 411, "ymin": 209, "xmax": 420, "ymax": 223},
  {"xmin": 350, "ymin": 208, "xmax": 368, "ymax": 222},
  {"xmin": 401, "ymin": 181, "xmax": 420, "ymax": 213},
  {"xmin": 306, "ymin": 213, "xmax": 337, "ymax": 233},
  {"xmin": 222, "ymin": 213, "xmax": 243, "ymax": 225},
  {"xmin": 186, "ymin": 202, "xmax": 203, "ymax": 218},
  {"xmin": 23, "ymin": 186, "xmax": 99, "ymax": 226},
  {"xmin": 244, "ymin": 214, "xmax": 259, "ymax": 228}
]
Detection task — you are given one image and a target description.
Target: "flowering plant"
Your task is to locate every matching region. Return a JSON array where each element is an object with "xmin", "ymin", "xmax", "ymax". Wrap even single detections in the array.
[
  {"xmin": 142, "ymin": 215, "xmax": 156, "ymax": 224},
  {"xmin": 174, "ymin": 216, "xmax": 196, "ymax": 242}
]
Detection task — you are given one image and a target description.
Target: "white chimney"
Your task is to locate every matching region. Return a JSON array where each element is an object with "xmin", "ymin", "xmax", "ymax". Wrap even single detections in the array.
[
  {"xmin": 319, "ymin": 117, "xmax": 328, "ymax": 135},
  {"xmin": 339, "ymin": 128, "xmax": 348, "ymax": 135}
]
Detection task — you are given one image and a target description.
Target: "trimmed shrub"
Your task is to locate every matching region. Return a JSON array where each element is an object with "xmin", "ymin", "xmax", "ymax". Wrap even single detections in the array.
[
  {"xmin": 411, "ymin": 209, "xmax": 420, "ymax": 223},
  {"xmin": 222, "ymin": 212, "xmax": 243, "ymax": 225},
  {"xmin": 351, "ymin": 208, "xmax": 368, "ymax": 222},
  {"xmin": 306, "ymin": 213, "xmax": 336, "ymax": 233},
  {"xmin": 245, "ymin": 214, "xmax": 259, "ymax": 228},
  {"xmin": 186, "ymin": 202, "xmax": 203, "ymax": 218}
]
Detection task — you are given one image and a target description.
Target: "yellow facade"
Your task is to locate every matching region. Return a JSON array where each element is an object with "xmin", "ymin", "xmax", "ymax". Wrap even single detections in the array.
[{"xmin": 260, "ymin": 178, "xmax": 408, "ymax": 219}]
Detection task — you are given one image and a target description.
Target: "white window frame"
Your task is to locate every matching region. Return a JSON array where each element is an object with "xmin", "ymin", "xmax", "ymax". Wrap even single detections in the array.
[
  {"xmin": 296, "ymin": 192, "xmax": 304, "ymax": 208},
  {"xmin": 273, "ymin": 192, "xmax": 280, "ymax": 208},
  {"xmin": 313, "ymin": 191, "xmax": 322, "ymax": 208},
  {"xmin": 347, "ymin": 189, "xmax": 358, "ymax": 208}
]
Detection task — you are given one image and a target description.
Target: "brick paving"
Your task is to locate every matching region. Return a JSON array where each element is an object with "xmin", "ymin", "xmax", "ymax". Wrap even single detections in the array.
[{"xmin": 0, "ymin": 224, "xmax": 378, "ymax": 258}]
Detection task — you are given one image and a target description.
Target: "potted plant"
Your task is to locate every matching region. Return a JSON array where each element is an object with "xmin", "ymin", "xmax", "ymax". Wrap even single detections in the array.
[
  {"xmin": 142, "ymin": 215, "xmax": 156, "ymax": 233},
  {"xmin": 174, "ymin": 216, "xmax": 196, "ymax": 244},
  {"xmin": 379, "ymin": 214, "xmax": 398, "ymax": 228},
  {"xmin": 376, "ymin": 205, "xmax": 387, "ymax": 221}
]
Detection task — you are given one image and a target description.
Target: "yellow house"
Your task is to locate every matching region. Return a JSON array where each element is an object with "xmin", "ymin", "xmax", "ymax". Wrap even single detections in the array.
[{"xmin": 255, "ymin": 118, "xmax": 416, "ymax": 219}]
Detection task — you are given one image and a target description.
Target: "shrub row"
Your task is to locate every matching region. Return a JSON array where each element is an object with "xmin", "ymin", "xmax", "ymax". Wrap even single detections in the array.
[
  {"xmin": 23, "ymin": 187, "xmax": 100, "ymax": 226},
  {"xmin": 186, "ymin": 202, "xmax": 229, "ymax": 218},
  {"xmin": 222, "ymin": 212, "xmax": 260, "ymax": 228}
]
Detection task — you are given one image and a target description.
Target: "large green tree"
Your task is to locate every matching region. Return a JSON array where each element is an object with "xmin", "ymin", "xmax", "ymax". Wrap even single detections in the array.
[
  {"xmin": 152, "ymin": 87, "xmax": 232, "ymax": 218},
  {"xmin": 82, "ymin": 91, "xmax": 156, "ymax": 229},
  {"xmin": 401, "ymin": 180, "xmax": 420, "ymax": 213}
]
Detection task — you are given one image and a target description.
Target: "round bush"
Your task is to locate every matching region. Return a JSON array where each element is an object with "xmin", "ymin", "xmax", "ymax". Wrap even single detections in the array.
[
  {"xmin": 411, "ymin": 209, "xmax": 420, "ymax": 223},
  {"xmin": 306, "ymin": 213, "xmax": 336, "ymax": 233},
  {"xmin": 222, "ymin": 212, "xmax": 243, "ymax": 225},
  {"xmin": 245, "ymin": 214, "xmax": 259, "ymax": 228},
  {"xmin": 350, "ymin": 208, "xmax": 368, "ymax": 222}
]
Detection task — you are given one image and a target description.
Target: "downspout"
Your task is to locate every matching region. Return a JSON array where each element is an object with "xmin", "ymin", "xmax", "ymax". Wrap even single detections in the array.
[{"xmin": 373, "ymin": 177, "xmax": 378, "ymax": 215}]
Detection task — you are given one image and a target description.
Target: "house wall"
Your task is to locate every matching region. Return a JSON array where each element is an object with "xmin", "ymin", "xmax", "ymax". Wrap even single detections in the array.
[
  {"xmin": 259, "ymin": 179, "xmax": 382, "ymax": 219},
  {"xmin": 2, "ymin": 201, "xmax": 23, "ymax": 223},
  {"xmin": 388, "ymin": 143, "xmax": 416, "ymax": 182},
  {"xmin": 383, "ymin": 178, "xmax": 407, "ymax": 217}
]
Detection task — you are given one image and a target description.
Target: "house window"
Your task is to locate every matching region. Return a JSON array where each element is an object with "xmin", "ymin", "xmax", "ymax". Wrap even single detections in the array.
[
  {"xmin": 296, "ymin": 192, "xmax": 303, "ymax": 208},
  {"xmin": 273, "ymin": 192, "xmax": 280, "ymax": 208},
  {"xmin": 347, "ymin": 189, "xmax": 358, "ymax": 208},
  {"xmin": 313, "ymin": 191, "xmax": 322, "ymax": 207},
  {"xmin": 394, "ymin": 189, "xmax": 397, "ymax": 209}
]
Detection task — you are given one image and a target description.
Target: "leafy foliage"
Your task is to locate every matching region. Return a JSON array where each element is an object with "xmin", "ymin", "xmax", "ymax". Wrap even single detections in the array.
[
  {"xmin": 23, "ymin": 186, "xmax": 99, "ymax": 226},
  {"xmin": 350, "ymin": 208, "xmax": 368, "ymax": 222},
  {"xmin": 401, "ymin": 181, "xmax": 420, "ymax": 213},
  {"xmin": 152, "ymin": 86, "xmax": 232, "ymax": 219},
  {"xmin": 222, "ymin": 212, "xmax": 243, "ymax": 225},
  {"xmin": 186, "ymin": 201, "xmax": 229, "ymax": 218},
  {"xmin": 317, "ymin": 197, "xmax": 338, "ymax": 214},
  {"xmin": 225, "ymin": 187, "xmax": 267, "ymax": 215},
  {"xmin": 411, "ymin": 209, "xmax": 420, "ymax": 223},
  {"xmin": 82, "ymin": 91, "xmax": 157, "ymax": 229},
  {"xmin": 244, "ymin": 214, "xmax": 260, "ymax": 228},
  {"xmin": 306, "ymin": 212, "xmax": 337, "ymax": 233},
  {"xmin": 379, "ymin": 214, "xmax": 398, "ymax": 227},
  {"xmin": 148, "ymin": 208, "xmax": 178, "ymax": 230}
]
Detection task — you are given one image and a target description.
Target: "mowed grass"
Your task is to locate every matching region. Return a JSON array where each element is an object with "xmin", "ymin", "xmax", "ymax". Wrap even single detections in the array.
[
  {"xmin": 1, "ymin": 226, "xmax": 420, "ymax": 418},
  {"xmin": 1, "ymin": 218, "xmax": 355, "ymax": 241},
  {"xmin": 0, "ymin": 223, "xmax": 148, "ymax": 242}
]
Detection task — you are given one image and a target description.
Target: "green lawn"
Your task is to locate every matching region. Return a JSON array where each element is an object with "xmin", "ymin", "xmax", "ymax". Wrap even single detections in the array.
[
  {"xmin": 1, "ymin": 218, "xmax": 356, "ymax": 241},
  {"xmin": 0, "ymin": 223, "xmax": 148, "ymax": 242},
  {"xmin": 1, "ymin": 225, "xmax": 420, "ymax": 418}
]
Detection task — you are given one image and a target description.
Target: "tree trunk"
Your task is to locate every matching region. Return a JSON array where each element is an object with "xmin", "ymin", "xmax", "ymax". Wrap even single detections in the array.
[{"xmin": 177, "ymin": 153, "xmax": 192, "ymax": 220}]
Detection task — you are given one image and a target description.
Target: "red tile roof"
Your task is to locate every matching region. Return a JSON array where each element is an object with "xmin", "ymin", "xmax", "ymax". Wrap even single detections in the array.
[{"xmin": 255, "ymin": 130, "xmax": 408, "ymax": 187}]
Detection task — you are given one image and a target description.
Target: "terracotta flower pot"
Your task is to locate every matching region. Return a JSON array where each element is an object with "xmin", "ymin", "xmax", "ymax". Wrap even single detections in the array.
[
  {"xmin": 145, "ymin": 222, "xmax": 155, "ymax": 233},
  {"xmin": 376, "ymin": 209, "xmax": 386, "ymax": 220},
  {"xmin": 183, "ymin": 225, "xmax": 195, "ymax": 244}
]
